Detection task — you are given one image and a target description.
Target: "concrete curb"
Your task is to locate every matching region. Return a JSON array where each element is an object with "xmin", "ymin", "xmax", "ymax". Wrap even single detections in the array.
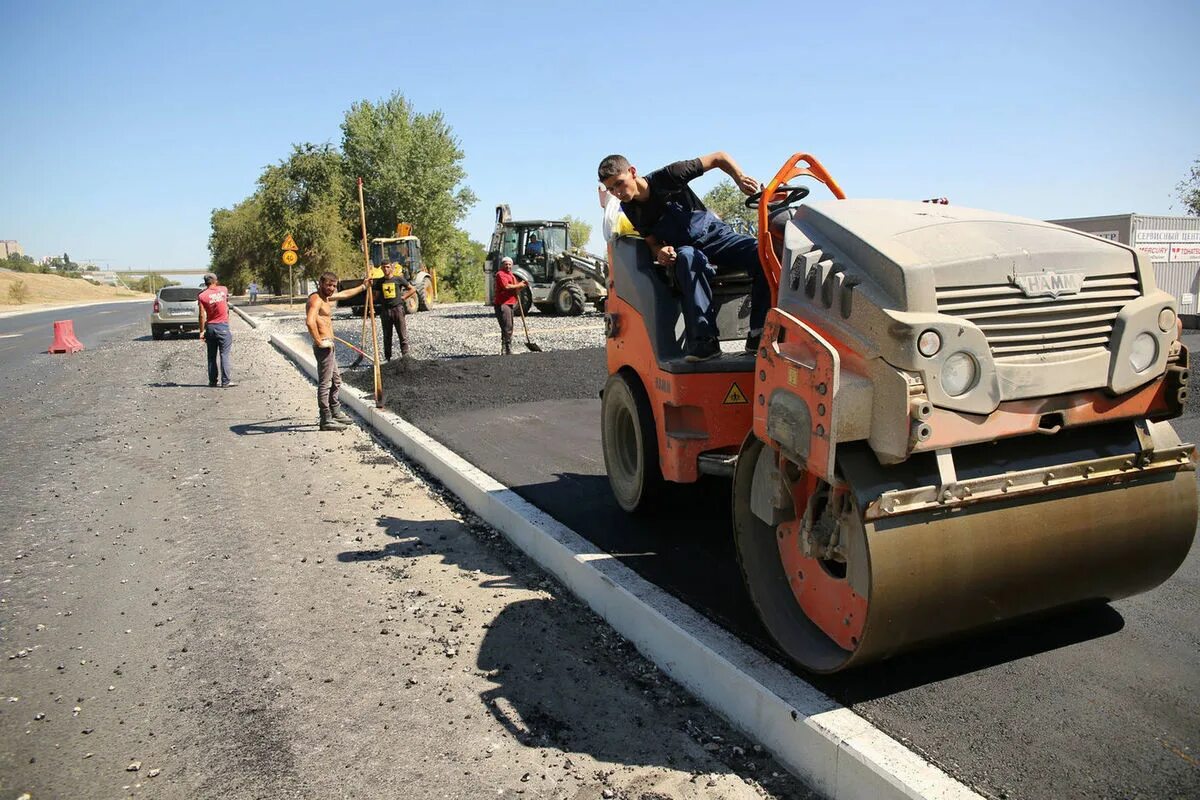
[
  {"xmin": 268, "ymin": 331, "xmax": 982, "ymax": 800},
  {"xmin": 230, "ymin": 304, "xmax": 259, "ymax": 329}
]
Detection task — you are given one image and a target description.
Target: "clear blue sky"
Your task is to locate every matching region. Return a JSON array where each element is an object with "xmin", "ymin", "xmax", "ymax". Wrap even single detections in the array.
[{"xmin": 2, "ymin": 0, "xmax": 1197, "ymax": 270}]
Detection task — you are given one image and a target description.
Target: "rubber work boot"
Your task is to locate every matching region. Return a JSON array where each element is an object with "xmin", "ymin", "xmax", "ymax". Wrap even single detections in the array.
[
  {"xmin": 330, "ymin": 406, "xmax": 354, "ymax": 425},
  {"xmin": 744, "ymin": 329, "xmax": 762, "ymax": 353},
  {"xmin": 320, "ymin": 411, "xmax": 348, "ymax": 432},
  {"xmin": 684, "ymin": 338, "xmax": 721, "ymax": 363}
]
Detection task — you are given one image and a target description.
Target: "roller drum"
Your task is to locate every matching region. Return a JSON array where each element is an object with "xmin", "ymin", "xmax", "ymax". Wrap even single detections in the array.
[{"xmin": 733, "ymin": 435, "xmax": 1198, "ymax": 673}]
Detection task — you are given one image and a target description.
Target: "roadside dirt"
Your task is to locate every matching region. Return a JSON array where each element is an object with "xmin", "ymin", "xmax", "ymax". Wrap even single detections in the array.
[
  {"xmin": 0, "ymin": 269, "xmax": 147, "ymax": 311},
  {"xmin": 0, "ymin": 320, "xmax": 815, "ymax": 799}
]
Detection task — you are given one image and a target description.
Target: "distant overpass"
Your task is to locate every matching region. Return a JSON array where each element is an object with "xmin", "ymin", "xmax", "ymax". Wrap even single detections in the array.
[{"xmin": 111, "ymin": 269, "xmax": 208, "ymax": 277}]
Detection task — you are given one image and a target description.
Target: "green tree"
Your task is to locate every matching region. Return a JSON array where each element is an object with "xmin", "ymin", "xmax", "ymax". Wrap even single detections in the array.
[
  {"xmin": 563, "ymin": 215, "xmax": 593, "ymax": 253},
  {"xmin": 702, "ymin": 181, "xmax": 756, "ymax": 233},
  {"xmin": 341, "ymin": 91, "xmax": 477, "ymax": 267},
  {"xmin": 210, "ymin": 195, "xmax": 274, "ymax": 292},
  {"xmin": 4, "ymin": 253, "xmax": 44, "ymax": 273},
  {"xmin": 436, "ymin": 228, "xmax": 487, "ymax": 301},
  {"xmin": 257, "ymin": 143, "xmax": 360, "ymax": 282},
  {"xmin": 132, "ymin": 273, "xmax": 180, "ymax": 293},
  {"xmin": 1177, "ymin": 157, "xmax": 1200, "ymax": 216}
]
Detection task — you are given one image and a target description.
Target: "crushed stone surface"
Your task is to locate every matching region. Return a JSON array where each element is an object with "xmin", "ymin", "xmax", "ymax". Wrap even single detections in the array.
[
  {"xmin": 258, "ymin": 300, "xmax": 606, "ymax": 362},
  {"xmin": 0, "ymin": 314, "xmax": 815, "ymax": 799}
]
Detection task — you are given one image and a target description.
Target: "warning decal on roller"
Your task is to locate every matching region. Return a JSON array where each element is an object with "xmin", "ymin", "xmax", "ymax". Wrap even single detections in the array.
[{"xmin": 723, "ymin": 382, "xmax": 749, "ymax": 405}]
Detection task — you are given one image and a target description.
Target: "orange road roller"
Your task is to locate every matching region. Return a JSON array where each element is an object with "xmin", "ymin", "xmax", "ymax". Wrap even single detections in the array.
[{"xmin": 601, "ymin": 152, "xmax": 1197, "ymax": 672}]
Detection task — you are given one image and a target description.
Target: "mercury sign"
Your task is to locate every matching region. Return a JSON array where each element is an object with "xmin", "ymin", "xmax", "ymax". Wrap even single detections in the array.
[{"xmin": 1136, "ymin": 244, "xmax": 1170, "ymax": 263}]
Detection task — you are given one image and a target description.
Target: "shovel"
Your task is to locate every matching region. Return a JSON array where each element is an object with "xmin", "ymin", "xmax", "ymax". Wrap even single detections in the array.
[
  {"xmin": 333, "ymin": 335, "xmax": 374, "ymax": 364},
  {"xmin": 515, "ymin": 296, "xmax": 542, "ymax": 352}
]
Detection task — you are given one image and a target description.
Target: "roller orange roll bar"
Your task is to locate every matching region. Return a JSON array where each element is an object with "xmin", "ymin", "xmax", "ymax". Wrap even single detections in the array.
[{"xmin": 756, "ymin": 153, "xmax": 846, "ymax": 306}]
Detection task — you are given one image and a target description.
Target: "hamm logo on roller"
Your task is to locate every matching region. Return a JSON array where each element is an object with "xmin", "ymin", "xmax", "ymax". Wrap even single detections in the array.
[{"xmin": 1010, "ymin": 271, "xmax": 1085, "ymax": 299}]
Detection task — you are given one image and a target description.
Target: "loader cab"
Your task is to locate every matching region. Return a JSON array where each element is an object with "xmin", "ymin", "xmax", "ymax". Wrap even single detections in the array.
[
  {"xmin": 370, "ymin": 237, "xmax": 423, "ymax": 282},
  {"xmin": 337, "ymin": 234, "xmax": 434, "ymax": 315},
  {"xmin": 498, "ymin": 221, "xmax": 568, "ymax": 284}
]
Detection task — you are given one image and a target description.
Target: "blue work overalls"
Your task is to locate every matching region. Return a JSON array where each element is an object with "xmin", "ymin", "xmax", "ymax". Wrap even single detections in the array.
[{"xmin": 651, "ymin": 203, "xmax": 768, "ymax": 345}]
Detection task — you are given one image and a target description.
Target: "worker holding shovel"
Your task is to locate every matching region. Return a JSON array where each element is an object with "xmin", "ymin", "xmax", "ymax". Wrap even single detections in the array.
[{"xmin": 493, "ymin": 257, "xmax": 528, "ymax": 355}]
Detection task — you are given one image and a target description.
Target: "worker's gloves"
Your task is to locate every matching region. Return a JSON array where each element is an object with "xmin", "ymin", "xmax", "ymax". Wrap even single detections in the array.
[{"xmin": 320, "ymin": 339, "xmax": 333, "ymax": 348}]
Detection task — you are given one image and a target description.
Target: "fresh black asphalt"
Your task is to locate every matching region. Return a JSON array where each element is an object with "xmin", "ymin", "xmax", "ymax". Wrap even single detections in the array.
[{"xmin": 350, "ymin": 341, "xmax": 1200, "ymax": 800}]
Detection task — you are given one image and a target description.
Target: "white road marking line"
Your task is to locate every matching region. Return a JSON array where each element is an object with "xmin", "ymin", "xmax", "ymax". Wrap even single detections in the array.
[{"xmin": 0, "ymin": 333, "xmax": 23, "ymax": 339}]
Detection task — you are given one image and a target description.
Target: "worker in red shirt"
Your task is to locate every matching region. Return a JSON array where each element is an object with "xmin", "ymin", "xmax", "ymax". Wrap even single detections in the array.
[
  {"xmin": 198, "ymin": 273, "xmax": 235, "ymax": 387},
  {"xmin": 493, "ymin": 257, "xmax": 527, "ymax": 355}
]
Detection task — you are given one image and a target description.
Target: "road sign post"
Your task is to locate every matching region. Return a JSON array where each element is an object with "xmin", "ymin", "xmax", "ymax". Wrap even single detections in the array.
[{"xmin": 281, "ymin": 235, "xmax": 298, "ymax": 305}]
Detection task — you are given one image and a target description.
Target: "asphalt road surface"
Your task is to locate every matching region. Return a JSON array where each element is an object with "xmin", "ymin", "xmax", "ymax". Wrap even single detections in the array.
[
  {"xmin": 0, "ymin": 301, "xmax": 151, "ymax": 364},
  {"xmin": 351, "ymin": 337, "xmax": 1200, "ymax": 800}
]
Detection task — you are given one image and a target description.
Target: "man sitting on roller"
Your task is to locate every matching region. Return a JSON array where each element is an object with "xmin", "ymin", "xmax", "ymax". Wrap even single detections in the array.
[{"xmin": 598, "ymin": 152, "xmax": 767, "ymax": 362}]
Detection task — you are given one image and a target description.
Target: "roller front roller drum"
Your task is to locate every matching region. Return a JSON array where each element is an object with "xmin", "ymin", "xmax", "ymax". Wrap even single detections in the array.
[{"xmin": 733, "ymin": 429, "xmax": 1198, "ymax": 674}]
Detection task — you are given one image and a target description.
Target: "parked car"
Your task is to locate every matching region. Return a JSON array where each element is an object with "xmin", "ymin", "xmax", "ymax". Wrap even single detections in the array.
[{"xmin": 150, "ymin": 286, "xmax": 202, "ymax": 339}]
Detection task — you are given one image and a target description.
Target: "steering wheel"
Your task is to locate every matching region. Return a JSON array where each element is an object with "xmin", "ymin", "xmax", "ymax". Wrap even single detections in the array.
[{"xmin": 745, "ymin": 183, "xmax": 810, "ymax": 210}]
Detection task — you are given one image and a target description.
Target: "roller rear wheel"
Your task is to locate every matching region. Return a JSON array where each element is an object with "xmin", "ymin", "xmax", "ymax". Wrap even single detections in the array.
[{"xmin": 601, "ymin": 372, "xmax": 663, "ymax": 513}]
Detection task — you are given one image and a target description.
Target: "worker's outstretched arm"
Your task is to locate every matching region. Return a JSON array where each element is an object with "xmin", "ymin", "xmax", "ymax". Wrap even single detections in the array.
[
  {"xmin": 328, "ymin": 279, "xmax": 370, "ymax": 302},
  {"xmin": 699, "ymin": 151, "xmax": 760, "ymax": 195}
]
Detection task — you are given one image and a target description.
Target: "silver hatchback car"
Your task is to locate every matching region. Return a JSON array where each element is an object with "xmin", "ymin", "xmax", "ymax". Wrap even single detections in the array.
[{"xmin": 150, "ymin": 286, "xmax": 202, "ymax": 339}]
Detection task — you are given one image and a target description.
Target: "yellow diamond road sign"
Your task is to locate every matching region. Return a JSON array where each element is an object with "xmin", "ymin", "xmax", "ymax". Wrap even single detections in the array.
[
  {"xmin": 281, "ymin": 234, "xmax": 298, "ymax": 251},
  {"xmin": 282, "ymin": 250, "xmax": 298, "ymax": 266}
]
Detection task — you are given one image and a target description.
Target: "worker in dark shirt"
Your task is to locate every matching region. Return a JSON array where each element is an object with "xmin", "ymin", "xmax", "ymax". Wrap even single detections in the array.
[
  {"xmin": 597, "ymin": 152, "xmax": 766, "ymax": 362},
  {"xmin": 378, "ymin": 261, "xmax": 417, "ymax": 360}
]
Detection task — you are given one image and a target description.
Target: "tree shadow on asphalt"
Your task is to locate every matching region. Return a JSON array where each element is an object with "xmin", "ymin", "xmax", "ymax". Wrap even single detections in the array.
[
  {"xmin": 230, "ymin": 418, "xmax": 320, "ymax": 435},
  {"xmin": 334, "ymin": 514, "xmax": 794, "ymax": 790},
  {"xmin": 508, "ymin": 471, "xmax": 1132, "ymax": 702}
]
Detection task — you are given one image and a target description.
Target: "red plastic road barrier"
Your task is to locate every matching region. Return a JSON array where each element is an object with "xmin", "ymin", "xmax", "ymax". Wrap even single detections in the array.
[{"xmin": 48, "ymin": 320, "xmax": 84, "ymax": 354}]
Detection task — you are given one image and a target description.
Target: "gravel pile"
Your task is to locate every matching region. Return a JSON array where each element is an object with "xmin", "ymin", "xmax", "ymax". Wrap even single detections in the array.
[{"xmin": 267, "ymin": 301, "xmax": 605, "ymax": 362}]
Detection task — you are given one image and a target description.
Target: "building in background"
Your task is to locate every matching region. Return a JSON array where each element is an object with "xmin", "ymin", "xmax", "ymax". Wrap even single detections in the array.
[
  {"xmin": 1, "ymin": 240, "xmax": 22, "ymax": 258},
  {"xmin": 1050, "ymin": 213, "xmax": 1200, "ymax": 327}
]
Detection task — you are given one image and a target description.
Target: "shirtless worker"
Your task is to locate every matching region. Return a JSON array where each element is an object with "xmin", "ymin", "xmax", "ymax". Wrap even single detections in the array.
[{"xmin": 306, "ymin": 271, "xmax": 371, "ymax": 431}]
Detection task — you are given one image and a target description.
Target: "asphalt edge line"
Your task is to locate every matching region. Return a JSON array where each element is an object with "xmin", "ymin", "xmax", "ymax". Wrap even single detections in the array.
[{"xmin": 268, "ymin": 331, "xmax": 982, "ymax": 800}]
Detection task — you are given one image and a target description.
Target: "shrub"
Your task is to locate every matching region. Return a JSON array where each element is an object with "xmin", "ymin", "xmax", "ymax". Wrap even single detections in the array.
[{"xmin": 8, "ymin": 280, "xmax": 31, "ymax": 304}]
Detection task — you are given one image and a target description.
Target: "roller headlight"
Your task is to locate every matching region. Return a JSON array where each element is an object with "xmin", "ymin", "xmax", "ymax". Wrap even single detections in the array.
[
  {"xmin": 1158, "ymin": 307, "xmax": 1176, "ymax": 332},
  {"xmin": 941, "ymin": 351, "xmax": 978, "ymax": 397},
  {"xmin": 917, "ymin": 329, "xmax": 942, "ymax": 357},
  {"xmin": 1129, "ymin": 332, "xmax": 1158, "ymax": 373}
]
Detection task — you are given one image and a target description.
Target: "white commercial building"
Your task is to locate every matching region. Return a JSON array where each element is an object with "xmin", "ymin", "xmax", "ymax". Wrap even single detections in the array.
[{"xmin": 1050, "ymin": 213, "xmax": 1200, "ymax": 327}]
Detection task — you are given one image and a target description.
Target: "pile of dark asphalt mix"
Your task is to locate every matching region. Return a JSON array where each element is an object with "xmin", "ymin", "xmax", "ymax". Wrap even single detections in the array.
[{"xmin": 347, "ymin": 347, "xmax": 608, "ymax": 425}]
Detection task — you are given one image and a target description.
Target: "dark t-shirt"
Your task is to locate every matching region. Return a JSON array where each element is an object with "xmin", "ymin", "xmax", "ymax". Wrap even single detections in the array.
[
  {"xmin": 379, "ymin": 276, "xmax": 412, "ymax": 309},
  {"xmin": 620, "ymin": 158, "xmax": 706, "ymax": 239}
]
